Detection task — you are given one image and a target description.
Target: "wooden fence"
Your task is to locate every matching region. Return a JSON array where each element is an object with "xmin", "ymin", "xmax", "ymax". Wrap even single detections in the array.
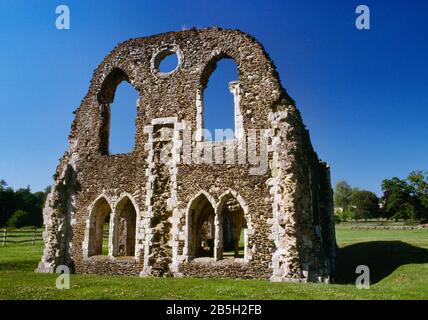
[
  {"xmin": 1, "ymin": 228, "xmax": 43, "ymax": 246},
  {"xmin": 1, "ymin": 227, "xmax": 109, "ymax": 246}
]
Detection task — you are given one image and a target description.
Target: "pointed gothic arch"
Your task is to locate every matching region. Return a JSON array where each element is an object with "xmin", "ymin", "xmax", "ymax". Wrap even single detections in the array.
[
  {"xmin": 186, "ymin": 191, "xmax": 217, "ymax": 259},
  {"xmin": 197, "ymin": 55, "xmax": 243, "ymax": 142},
  {"xmin": 87, "ymin": 196, "xmax": 112, "ymax": 257},
  {"xmin": 97, "ymin": 67, "xmax": 139, "ymax": 155},
  {"xmin": 217, "ymin": 191, "xmax": 249, "ymax": 260},
  {"xmin": 113, "ymin": 195, "xmax": 138, "ymax": 257}
]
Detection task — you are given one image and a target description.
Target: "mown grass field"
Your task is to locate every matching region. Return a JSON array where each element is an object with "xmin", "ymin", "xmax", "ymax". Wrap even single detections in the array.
[{"xmin": 0, "ymin": 223, "xmax": 427, "ymax": 300}]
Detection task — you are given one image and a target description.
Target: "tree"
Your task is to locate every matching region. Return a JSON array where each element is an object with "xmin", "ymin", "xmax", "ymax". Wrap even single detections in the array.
[
  {"xmin": 381, "ymin": 177, "xmax": 415, "ymax": 220},
  {"xmin": 407, "ymin": 171, "xmax": 428, "ymax": 220},
  {"xmin": 334, "ymin": 180, "xmax": 353, "ymax": 210},
  {"xmin": 7, "ymin": 210, "xmax": 30, "ymax": 228},
  {"xmin": 31, "ymin": 191, "xmax": 45, "ymax": 226},
  {"xmin": 351, "ymin": 190, "xmax": 379, "ymax": 220},
  {"xmin": 0, "ymin": 181, "xmax": 15, "ymax": 227},
  {"xmin": 0, "ymin": 179, "xmax": 7, "ymax": 190},
  {"xmin": 44, "ymin": 185, "xmax": 51, "ymax": 195},
  {"xmin": 0, "ymin": 180, "xmax": 47, "ymax": 227}
]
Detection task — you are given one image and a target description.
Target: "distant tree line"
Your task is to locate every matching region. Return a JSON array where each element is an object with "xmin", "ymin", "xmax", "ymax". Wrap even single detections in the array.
[
  {"xmin": 0, "ymin": 180, "xmax": 50, "ymax": 228},
  {"xmin": 334, "ymin": 181, "xmax": 380, "ymax": 221},
  {"xmin": 334, "ymin": 170, "xmax": 428, "ymax": 222}
]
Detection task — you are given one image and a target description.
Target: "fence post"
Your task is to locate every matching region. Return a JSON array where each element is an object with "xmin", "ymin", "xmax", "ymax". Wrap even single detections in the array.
[
  {"xmin": 2, "ymin": 229, "xmax": 6, "ymax": 246},
  {"xmin": 32, "ymin": 227, "xmax": 37, "ymax": 245}
]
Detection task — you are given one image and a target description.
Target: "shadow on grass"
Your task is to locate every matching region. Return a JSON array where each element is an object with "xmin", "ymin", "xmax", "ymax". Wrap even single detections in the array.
[
  {"xmin": 0, "ymin": 260, "xmax": 38, "ymax": 272},
  {"xmin": 335, "ymin": 241, "xmax": 428, "ymax": 284}
]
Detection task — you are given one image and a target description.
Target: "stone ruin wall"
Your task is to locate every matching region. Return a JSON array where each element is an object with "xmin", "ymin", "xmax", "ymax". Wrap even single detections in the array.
[{"xmin": 36, "ymin": 28, "xmax": 336, "ymax": 282}]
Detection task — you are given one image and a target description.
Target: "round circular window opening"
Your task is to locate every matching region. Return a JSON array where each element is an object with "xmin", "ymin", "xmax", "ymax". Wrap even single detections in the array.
[{"xmin": 153, "ymin": 49, "xmax": 180, "ymax": 75}]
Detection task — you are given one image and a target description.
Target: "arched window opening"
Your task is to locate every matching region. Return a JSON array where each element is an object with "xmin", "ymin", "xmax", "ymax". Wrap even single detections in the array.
[
  {"xmin": 109, "ymin": 82, "xmax": 139, "ymax": 154},
  {"xmin": 220, "ymin": 195, "xmax": 247, "ymax": 259},
  {"xmin": 113, "ymin": 197, "xmax": 137, "ymax": 257},
  {"xmin": 188, "ymin": 194, "xmax": 216, "ymax": 258},
  {"xmin": 97, "ymin": 69, "xmax": 139, "ymax": 155},
  {"xmin": 88, "ymin": 197, "xmax": 112, "ymax": 257},
  {"xmin": 202, "ymin": 59, "xmax": 239, "ymax": 141}
]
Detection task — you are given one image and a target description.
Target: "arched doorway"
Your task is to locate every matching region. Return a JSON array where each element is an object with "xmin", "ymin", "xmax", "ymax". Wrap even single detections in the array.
[
  {"xmin": 113, "ymin": 196, "xmax": 137, "ymax": 257},
  {"xmin": 218, "ymin": 194, "xmax": 247, "ymax": 259},
  {"xmin": 188, "ymin": 193, "xmax": 216, "ymax": 259},
  {"xmin": 88, "ymin": 197, "xmax": 111, "ymax": 257}
]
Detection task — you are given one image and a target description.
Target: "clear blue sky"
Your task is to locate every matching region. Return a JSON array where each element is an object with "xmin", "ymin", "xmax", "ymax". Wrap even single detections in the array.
[{"xmin": 0, "ymin": 0, "xmax": 427, "ymax": 195}]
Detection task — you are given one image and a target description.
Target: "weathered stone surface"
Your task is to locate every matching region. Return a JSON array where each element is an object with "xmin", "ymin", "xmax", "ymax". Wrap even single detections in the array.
[{"xmin": 36, "ymin": 27, "xmax": 336, "ymax": 283}]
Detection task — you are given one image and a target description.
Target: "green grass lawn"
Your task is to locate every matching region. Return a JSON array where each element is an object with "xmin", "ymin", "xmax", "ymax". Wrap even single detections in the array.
[{"xmin": 0, "ymin": 223, "xmax": 427, "ymax": 300}]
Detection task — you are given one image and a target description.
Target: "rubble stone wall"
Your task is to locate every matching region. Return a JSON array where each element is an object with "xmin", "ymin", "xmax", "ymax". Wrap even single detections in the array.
[{"xmin": 37, "ymin": 28, "xmax": 336, "ymax": 282}]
